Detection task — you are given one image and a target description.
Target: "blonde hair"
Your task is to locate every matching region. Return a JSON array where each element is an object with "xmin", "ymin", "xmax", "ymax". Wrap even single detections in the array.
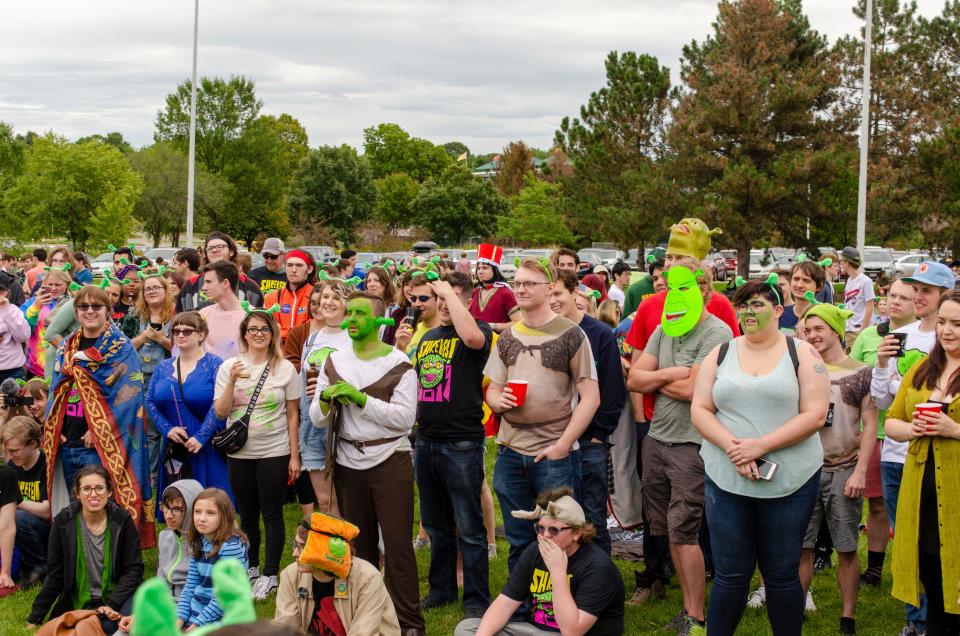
[
  {"xmin": 597, "ymin": 299, "xmax": 621, "ymax": 328},
  {"xmin": 1, "ymin": 415, "xmax": 41, "ymax": 447},
  {"xmin": 134, "ymin": 274, "xmax": 176, "ymax": 323},
  {"xmin": 518, "ymin": 257, "xmax": 556, "ymax": 283},
  {"xmin": 43, "ymin": 268, "xmax": 73, "ymax": 289}
]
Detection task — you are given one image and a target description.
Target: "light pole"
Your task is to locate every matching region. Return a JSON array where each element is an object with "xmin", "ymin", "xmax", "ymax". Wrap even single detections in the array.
[
  {"xmin": 185, "ymin": 0, "xmax": 199, "ymax": 248},
  {"xmin": 856, "ymin": 0, "xmax": 873, "ymax": 253}
]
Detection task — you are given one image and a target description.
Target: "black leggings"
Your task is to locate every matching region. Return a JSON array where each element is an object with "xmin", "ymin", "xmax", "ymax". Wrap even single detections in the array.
[
  {"xmin": 919, "ymin": 553, "xmax": 960, "ymax": 635},
  {"xmin": 228, "ymin": 455, "xmax": 289, "ymax": 576}
]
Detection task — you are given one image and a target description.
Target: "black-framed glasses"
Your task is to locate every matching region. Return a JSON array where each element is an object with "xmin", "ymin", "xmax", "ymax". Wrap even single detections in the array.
[
  {"xmin": 246, "ymin": 326, "xmax": 272, "ymax": 336},
  {"xmin": 79, "ymin": 485, "xmax": 108, "ymax": 496},
  {"xmin": 408, "ymin": 295, "xmax": 433, "ymax": 303},
  {"xmin": 160, "ymin": 503, "xmax": 185, "ymax": 514},
  {"xmin": 76, "ymin": 303, "xmax": 105, "ymax": 312},
  {"xmin": 172, "ymin": 327, "xmax": 197, "ymax": 337},
  {"xmin": 534, "ymin": 523, "xmax": 572, "ymax": 538},
  {"xmin": 206, "ymin": 243, "xmax": 229, "ymax": 253},
  {"xmin": 511, "ymin": 280, "xmax": 550, "ymax": 290}
]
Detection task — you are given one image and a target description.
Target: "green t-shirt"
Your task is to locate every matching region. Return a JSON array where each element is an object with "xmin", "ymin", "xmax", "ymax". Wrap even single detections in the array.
[
  {"xmin": 849, "ymin": 324, "xmax": 885, "ymax": 438},
  {"xmin": 624, "ymin": 275, "xmax": 656, "ymax": 316},
  {"xmin": 643, "ymin": 315, "xmax": 733, "ymax": 444}
]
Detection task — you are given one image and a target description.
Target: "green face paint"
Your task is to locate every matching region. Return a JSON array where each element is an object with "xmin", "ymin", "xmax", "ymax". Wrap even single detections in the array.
[
  {"xmin": 342, "ymin": 298, "xmax": 379, "ymax": 342},
  {"xmin": 661, "ymin": 266, "xmax": 704, "ymax": 337},
  {"xmin": 736, "ymin": 297, "xmax": 774, "ymax": 334}
]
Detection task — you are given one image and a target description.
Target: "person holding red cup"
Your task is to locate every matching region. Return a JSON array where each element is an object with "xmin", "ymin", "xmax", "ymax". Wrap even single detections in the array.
[{"xmin": 884, "ymin": 289, "xmax": 960, "ymax": 634}]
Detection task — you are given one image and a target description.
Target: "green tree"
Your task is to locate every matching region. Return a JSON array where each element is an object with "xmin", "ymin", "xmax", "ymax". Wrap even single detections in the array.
[
  {"xmin": 128, "ymin": 142, "xmax": 226, "ymax": 247},
  {"xmin": 669, "ymin": 0, "xmax": 847, "ymax": 275},
  {"xmin": 411, "ymin": 165, "xmax": 508, "ymax": 244},
  {"xmin": 362, "ymin": 123, "xmax": 452, "ymax": 182},
  {"xmin": 76, "ymin": 132, "xmax": 133, "ymax": 155},
  {"xmin": 442, "ymin": 141, "xmax": 470, "ymax": 160},
  {"xmin": 375, "ymin": 172, "xmax": 420, "ymax": 230},
  {"xmin": 219, "ymin": 113, "xmax": 309, "ymax": 246},
  {"xmin": 498, "ymin": 175, "xmax": 574, "ymax": 245},
  {"xmin": 154, "ymin": 75, "xmax": 262, "ymax": 174},
  {"xmin": 287, "ymin": 145, "xmax": 378, "ymax": 244},
  {"xmin": 3, "ymin": 135, "xmax": 143, "ymax": 250},
  {"xmin": 555, "ymin": 51, "xmax": 675, "ymax": 249},
  {"xmin": 493, "ymin": 141, "xmax": 534, "ymax": 197},
  {"xmin": 911, "ymin": 123, "xmax": 960, "ymax": 255}
]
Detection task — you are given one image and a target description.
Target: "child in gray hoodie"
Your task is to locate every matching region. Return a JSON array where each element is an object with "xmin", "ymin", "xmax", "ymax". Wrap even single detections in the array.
[{"xmin": 157, "ymin": 479, "xmax": 203, "ymax": 599}]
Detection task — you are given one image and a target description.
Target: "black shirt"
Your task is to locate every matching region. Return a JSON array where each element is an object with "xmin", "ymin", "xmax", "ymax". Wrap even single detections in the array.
[
  {"xmin": 0, "ymin": 463, "xmax": 22, "ymax": 508},
  {"xmin": 308, "ymin": 577, "xmax": 341, "ymax": 635},
  {"xmin": 249, "ymin": 266, "xmax": 287, "ymax": 298},
  {"xmin": 8, "ymin": 452, "xmax": 46, "ymax": 503},
  {"xmin": 62, "ymin": 336, "xmax": 98, "ymax": 445},
  {"xmin": 414, "ymin": 322, "xmax": 492, "ymax": 442},
  {"xmin": 501, "ymin": 541, "xmax": 624, "ymax": 635}
]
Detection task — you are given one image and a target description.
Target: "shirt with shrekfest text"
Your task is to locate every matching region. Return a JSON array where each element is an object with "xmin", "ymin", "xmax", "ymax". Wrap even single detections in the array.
[
  {"xmin": 414, "ymin": 322, "xmax": 493, "ymax": 443},
  {"xmin": 8, "ymin": 452, "xmax": 46, "ymax": 503}
]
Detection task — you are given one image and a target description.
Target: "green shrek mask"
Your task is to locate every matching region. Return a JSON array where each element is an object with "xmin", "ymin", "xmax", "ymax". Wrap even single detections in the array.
[{"xmin": 661, "ymin": 266, "xmax": 705, "ymax": 337}]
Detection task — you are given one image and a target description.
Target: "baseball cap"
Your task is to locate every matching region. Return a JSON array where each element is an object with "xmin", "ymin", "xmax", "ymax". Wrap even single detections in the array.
[
  {"xmin": 839, "ymin": 246, "xmax": 861, "ymax": 265},
  {"xmin": 261, "ymin": 238, "xmax": 285, "ymax": 255},
  {"xmin": 593, "ymin": 264, "xmax": 609, "ymax": 275},
  {"xmin": 903, "ymin": 260, "xmax": 954, "ymax": 289}
]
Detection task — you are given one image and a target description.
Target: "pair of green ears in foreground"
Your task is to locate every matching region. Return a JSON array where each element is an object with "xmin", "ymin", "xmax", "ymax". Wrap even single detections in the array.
[{"xmin": 338, "ymin": 316, "xmax": 395, "ymax": 330}]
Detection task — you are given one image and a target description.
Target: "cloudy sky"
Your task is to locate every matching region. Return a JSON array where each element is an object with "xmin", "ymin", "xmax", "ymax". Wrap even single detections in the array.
[{"xmin": 0, "ymin": 0, "xmax": 946, "ymax": 154}]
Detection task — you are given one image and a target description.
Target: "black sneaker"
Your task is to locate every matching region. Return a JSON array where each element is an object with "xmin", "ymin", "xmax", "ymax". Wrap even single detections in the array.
[
  {"xmin": 859, "ymin": 571, "xmax": 881, "ymax": 587},
  {"xmin": 462, "ymin": 606, "xmax": 486, "ymax": 621},
  {"xmin": 420, "ymin": 596, "xmax": 453, "ymax": 612},
  {"xmin": 813, "ymin": 553, "xmax": 830, "ymax": 572},
  {"xmin": 15, "ymin": 568, "xmax": 43, "ymax": 590}
]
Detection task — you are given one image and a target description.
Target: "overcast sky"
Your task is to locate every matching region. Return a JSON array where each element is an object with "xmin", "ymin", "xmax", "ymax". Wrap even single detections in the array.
[{"xmin": 0, "ymin": 0, "xmax": 946, "ymax": 154}]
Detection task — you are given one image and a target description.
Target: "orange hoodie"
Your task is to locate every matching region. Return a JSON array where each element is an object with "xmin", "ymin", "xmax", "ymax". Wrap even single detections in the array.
[{"xmin": 265, "ymin": 282, "xmax": 314, "ymax": 342}]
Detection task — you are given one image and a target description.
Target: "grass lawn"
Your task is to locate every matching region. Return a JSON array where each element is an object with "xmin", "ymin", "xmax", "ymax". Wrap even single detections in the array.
[{"xmin": 3, "ymin": 439, "xmax": 908, "ymax": 634}]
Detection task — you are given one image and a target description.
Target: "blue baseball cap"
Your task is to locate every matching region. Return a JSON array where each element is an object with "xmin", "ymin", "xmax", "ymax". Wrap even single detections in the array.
[{"xmin": 903, "ymin": 260, "xmax": 954, "ymax": 289}]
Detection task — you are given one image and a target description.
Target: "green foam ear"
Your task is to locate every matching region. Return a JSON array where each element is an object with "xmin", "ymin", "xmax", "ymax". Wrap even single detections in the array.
[
  {"xmin": 264, "ymin": 303, "xmax": 281, "ymax": 314},
  {"xmin": 803, "ymin": 291, "xmax": 821, "ymax": 305},
  {"xmin": 795, "ymin": 253, "xmax": 808, "ymax": 263},
  {"xmin": 375, "ymin": 317, "xmax": 395, "ymax": 327},
  {"xmin": 240, "ymin": 300, "xmax": 253, "ymax": 314},
  {"xmin": 130, "ymin": 577, "xmax": 178, "ymax": 636},
  {"xmin": 137, "ymin": 271, "xmax": 147, "ymax": 279},
  {"xmin": 107, "ymin": 244, "xmax": 117, "ymax": 252},
  {"xmin": 97, "ymin": 278, "xmax": 110, "ymax": 289},
  {"xmin": 340, "ymin": 319, "xmax": 349, "ymax": 330},
  {"xmin": 764, "ymin": 273, "xmax": 780, "ymax": 286},
  {"xmin": 539, "ymin": 257, "xmax": 554, "ymax": 282},
  {"xmin": 119, "ymin": 258, "xmax": 130, "ymax": 266},
  {"xmin": 69, "ymin": 282, "xmax": 82, "ymax": 292},
  {"xmin": 140, "ymin": 259, "xmax": 149, "ymax": 267},
  {"xmin": 734, "ymin": 276, "xmax": 747, "ymax": 288},
  {"xmin": 344, "ymin": 276, "xmax": 362, "ymax": 288},
  {"xmin": 318, "ymin": 271, "xmax": 330, "ymax": 281},
  {"xmin": 425, "ymin": 271, "xmax": 439, "ymax": 281},
  {"xmin": 819, "ymin": 257, "xmax": 833, "ymax": 267}
]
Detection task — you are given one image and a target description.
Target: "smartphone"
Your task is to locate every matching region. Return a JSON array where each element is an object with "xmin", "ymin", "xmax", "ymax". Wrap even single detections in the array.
[
  {"xmin": 755, "ymin": 458, "xmax": 779, "ymax": 481},
  {"xmin": 405, "ymin": 307, "xmax": 421, "ymax": 330},
  {"xmin": 150, "ymin": 322, "xmax": 163, "ymax": 331}
]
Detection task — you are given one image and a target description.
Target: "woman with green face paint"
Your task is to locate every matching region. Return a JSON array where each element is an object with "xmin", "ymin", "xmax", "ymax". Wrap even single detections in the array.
[{"xmin": 690, "ymin": 279, "xmax": 832, "ymax": 636}]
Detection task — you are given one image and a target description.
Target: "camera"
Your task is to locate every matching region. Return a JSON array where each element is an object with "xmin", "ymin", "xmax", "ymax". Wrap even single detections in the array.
[{"xmin": 0, "ymin": 378, "xmax": 33, "ymax": 408}]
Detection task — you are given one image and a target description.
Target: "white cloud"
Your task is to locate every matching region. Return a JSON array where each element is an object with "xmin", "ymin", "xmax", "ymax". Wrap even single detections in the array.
[{"xmin": 0, "ymin": 0, "xmax": 945, "ymax": 152}]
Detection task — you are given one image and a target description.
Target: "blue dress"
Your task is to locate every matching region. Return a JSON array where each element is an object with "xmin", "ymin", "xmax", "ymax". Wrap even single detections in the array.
[{"xmin": 146, "ymin": 353, "xmax": 233, "ymax": 513}]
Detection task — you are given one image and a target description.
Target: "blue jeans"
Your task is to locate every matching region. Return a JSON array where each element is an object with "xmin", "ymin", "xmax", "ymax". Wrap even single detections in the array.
[
  {"xmin": 704, "ymin": 471, "xmax": 820, "ymax": 636},
  {"xmin": 415, "ymin": 438, "xmax": 489, "ymax": 610},
  {"xmin": 493, "ymin": 445, "xmax": 581, "ymax": 572},
  {"xmin": 881, "ymin": 460, "xmax": 927, "ymax": 628},
  {"xmin": 59, "ymin": 445, "xmax": 101, "ymax": 494},
  {"xmin": 579, "ymin": 441, "xmax": 610, "ymax": 554},
  {"xmin": 14, "ymin": 509, "xmax": 50, "ymax": 575}
]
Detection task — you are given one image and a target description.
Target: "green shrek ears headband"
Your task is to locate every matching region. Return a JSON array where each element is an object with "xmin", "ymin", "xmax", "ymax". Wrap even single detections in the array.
[
  {"xmin": 107, "ymin": 242, "xmax": 137, "ymax": 252},
  {"xmin": 44, "ymin": 262, "xmax": 71, "ymax": 273},
  {"xmin": 734, "ymin": 273, "xmax": 782, "ymax": 305},
  {"xmin": 137, "ymin": 265, "xmax": 167, "ymax": 278},
  {"xmin": 795, "ymin": 253, "xmax": 833, "ymax": 268},
  {"xmin": 339, "ymin": 316, "xmax": 396, "ymax": 330},
  {"xmin": 240, "ymin": 301, "xmax": 281, "ymax": 316},
  {"xmin": 512, "ymin": 256, "xmax": 554, "ymax": 282}
]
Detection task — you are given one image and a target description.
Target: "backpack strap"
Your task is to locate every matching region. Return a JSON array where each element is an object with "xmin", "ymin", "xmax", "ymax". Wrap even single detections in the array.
[
  {"xmin": 785, "ymin": 334, "xmax": 799, "ymax": 377},
  {"xmin": 717, "ymin": 341, "xmax": 730, "ymax": 367}
]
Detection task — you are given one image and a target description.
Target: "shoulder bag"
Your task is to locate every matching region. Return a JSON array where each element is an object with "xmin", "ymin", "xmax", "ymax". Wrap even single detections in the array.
[{"xmin": 212, "ymin": 361, "xmax": 271, "ymax": 457}]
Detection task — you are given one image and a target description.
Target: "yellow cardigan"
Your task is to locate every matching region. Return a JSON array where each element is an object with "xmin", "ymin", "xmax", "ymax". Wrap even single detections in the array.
[{"xmin": 888, "ymin": 362, "xmax": 960, "ymax": 614}]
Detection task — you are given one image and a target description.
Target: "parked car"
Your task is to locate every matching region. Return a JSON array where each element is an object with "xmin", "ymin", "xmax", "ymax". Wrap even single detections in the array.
[
  {"xmin": 355, "ymin": 252, "xmax": 379, "ymax": 268},
  {"xmin": 706, "ymin": 251, "xmax": 728, "ymax": 281},
  {"xmin": 748, "ymin": 250, "xmax": 780, "ymax": 278},
  {"xmin": 895, "ymin": 253, "xmax": 932, "ymax": 276},
  {"xmin": 861, "ymin": 247, "xmax": 896, "ymax": 280},
  {"xmin": 143, "ymin": 247, "xmax": 178, "ymax": 264},
  {"xmin": 301, "ymin": 245, "xmax": 335, "ymax": 261},
  {"xmin": 411, "ymin": 241, "xmax": 438, "ymax": 255},
  {"xmin": 720, "ymin": 250, "xmax": 738, "ymax": 275},
  {"xmin": 91, "ymin": 252, "xmax": 114, "ymax": 273}
]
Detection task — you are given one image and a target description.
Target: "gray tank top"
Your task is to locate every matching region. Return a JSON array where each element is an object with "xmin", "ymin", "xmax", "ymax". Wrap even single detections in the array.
[{"xmin": 701, "ymin": 338, "xmax": 823, "ymax": 498}]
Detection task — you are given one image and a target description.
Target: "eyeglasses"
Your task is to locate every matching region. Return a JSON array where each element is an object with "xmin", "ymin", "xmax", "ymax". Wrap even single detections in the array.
[
  {"xmin": 534, "ymin": 523, "xmax": 572, "ymax": 538},
  {"xmin": 263, "ymin": 253, "xmax": 281, "ymax": 260},
  {"xmin": 76, "ymin": 303, "xmax": 105, "ymax": 312},
  {"xmin": 407, "ymin": 295, "xmax": 433, "ymax": 304},
  {"xmin": 735, "ymin": 301, "xmax": 772, "ymax": 313},
  {"xmin": 160, "ymin": 503, "xmax": 185, "ymax": 514},
  {"xmin": 246, "ymin": 326, "xmax": 272, "ymax": 336},
  {"xmin": 511, "ymin": 280, "xmax": 550, "ymax": 290},
  {"xmin": 143, "ymin": 286, "xmax": 164, "ymax": 293},
  {"xmin": 206, "ymin": 243, "xmax": 229, "ymax": 253},
  {"xmin": 172, "ymin": 327, "xmax": 197, "ymax": 337},
  {"xmin": 79, "ymin": 485, "xmax": 108, "ymax": 496}
]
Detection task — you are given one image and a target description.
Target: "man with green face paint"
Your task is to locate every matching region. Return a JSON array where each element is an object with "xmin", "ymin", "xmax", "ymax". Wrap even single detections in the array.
[
  {"xmin": 628, "ymin": 265, "xmax": 733, "ymax": 634},
  {"xmin": 308, "ymin": 291, "xmax": 426, "ymax": 635}
]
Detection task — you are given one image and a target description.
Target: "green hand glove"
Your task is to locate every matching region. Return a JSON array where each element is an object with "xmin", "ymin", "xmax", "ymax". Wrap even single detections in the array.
[{"xmin": 330, "ymin": 381, "xmax": 367, "ymax": 408}]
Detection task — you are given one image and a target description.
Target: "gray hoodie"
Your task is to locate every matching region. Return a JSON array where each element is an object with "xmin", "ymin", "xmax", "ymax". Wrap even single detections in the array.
[{"xmin": 157, "ymin": 479, "xmax": 203, "ymax": 599}]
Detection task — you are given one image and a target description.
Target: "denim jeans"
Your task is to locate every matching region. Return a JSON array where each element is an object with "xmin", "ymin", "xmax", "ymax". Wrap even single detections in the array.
[
  {"xmin": 493, "ymin": 445, "xmax": 581, "ymax": 571},
  {"xmin": 881, "ymin": 460, "xmax": 927, "ymax": 628},
  {"xmin": 14, "ymin": 509, "xmax": 50, "ymax": 575},
  {"xmin": 59, "ymin": 445, "xmax": 101, "ymax": 494},
  {"xmin": 415, "ymin": 438, "xmax": 489, "ymax": 610},
  {"xmin": 704, "ymin": 471, "xmax": 820, "ymax": 636},
  {"xmin": 579, "ymin": 441, "xmax": 610, "ymax": 554}
]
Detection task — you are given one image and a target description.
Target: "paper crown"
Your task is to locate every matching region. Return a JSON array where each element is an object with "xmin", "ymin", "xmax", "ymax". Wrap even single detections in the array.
[
  {"xmin": 476, "ymin": 243, "xmax": 503, "ymax": 266},
  {"xmin": 299, "ymin": 512, "xmax": 360, "ymax": 579}
]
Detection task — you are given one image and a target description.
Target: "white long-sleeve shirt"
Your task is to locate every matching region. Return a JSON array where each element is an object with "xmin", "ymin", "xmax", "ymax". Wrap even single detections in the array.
[
  {"xmin": 309, "ymin": 347, "xmax": 416, "ymax": 470},
  {"xmin": 870, "ymin": 322, "xmax": 936, "ymax": 463}
]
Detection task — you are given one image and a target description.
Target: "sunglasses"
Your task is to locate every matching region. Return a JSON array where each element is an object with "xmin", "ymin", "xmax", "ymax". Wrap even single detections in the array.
[
  {"xmin": 534, "ymin": 523, "xmax": 572, "ymax": 538},
  {"xmin": 171, "ymin": 327, "xmax": 197, "ymax": 337},
  {"xmin": 408, "ymin": 295, "xmax": 433, "ymax": 303},
  {"xmin": 263, "ymin": 253, "xmax": 281, "ymax": 260},
  {"xmin": 76, "ymin": 303, "xmax": 105, "ymax": 312}
]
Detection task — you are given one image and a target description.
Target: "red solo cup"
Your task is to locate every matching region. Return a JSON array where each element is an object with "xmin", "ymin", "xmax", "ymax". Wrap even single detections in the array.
[
  {"xmin": 916, "ymin": 403, "xmax": 942, "ymax": 432},
  {"xmin": 507, "ymin": 380, "xmax": 529, "ymax": 407}
]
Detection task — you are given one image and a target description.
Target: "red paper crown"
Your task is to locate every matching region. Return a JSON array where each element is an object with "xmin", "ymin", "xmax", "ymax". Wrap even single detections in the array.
[{"xmin": 477, "ymin": 243, "xmax": 503, "ymax": 266}]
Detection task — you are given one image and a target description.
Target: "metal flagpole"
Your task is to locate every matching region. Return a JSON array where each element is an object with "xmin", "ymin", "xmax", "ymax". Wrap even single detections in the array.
[
  {"xmin": 185, "ymin": 0, "xmax": 199, "ymax": 248},
  {"xmin": 856, "ymin": 0, "xmax": 873, "ymax": 253}
]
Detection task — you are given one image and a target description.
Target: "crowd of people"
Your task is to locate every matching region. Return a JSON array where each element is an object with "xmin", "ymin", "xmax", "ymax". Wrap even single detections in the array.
[{"xmin": 0, "ymin": 224, "xmax": 956, "ymax": 636}]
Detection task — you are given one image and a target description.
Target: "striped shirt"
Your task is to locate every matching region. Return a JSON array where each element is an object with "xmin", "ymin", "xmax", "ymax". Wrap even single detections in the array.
[{"xmin": 176, "ymin": 535, "xmax": 248, "ymax": 626}]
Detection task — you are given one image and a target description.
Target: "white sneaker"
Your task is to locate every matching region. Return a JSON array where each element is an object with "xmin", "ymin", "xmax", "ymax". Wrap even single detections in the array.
[
  {"xmin": 488, "ymin": 543, "xmax": 497, "ymax": 560},
  {"xmin": 412, "ymin": 536, "xmax": 430, "ymax": 551},
  {"xmin": 746, "ymin": 586, "xmax": 766, "ymax": 608},
  {"xmin": 246, "ymin": 566, "xmax": 260, "ymax": 581},
  {"xmin": 805, "ymin": 590, "xmax": 816, "ymax": 613},
  {"xmin": 251, "ymin": 574, "xmax": 278, "ymax": 600}
]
